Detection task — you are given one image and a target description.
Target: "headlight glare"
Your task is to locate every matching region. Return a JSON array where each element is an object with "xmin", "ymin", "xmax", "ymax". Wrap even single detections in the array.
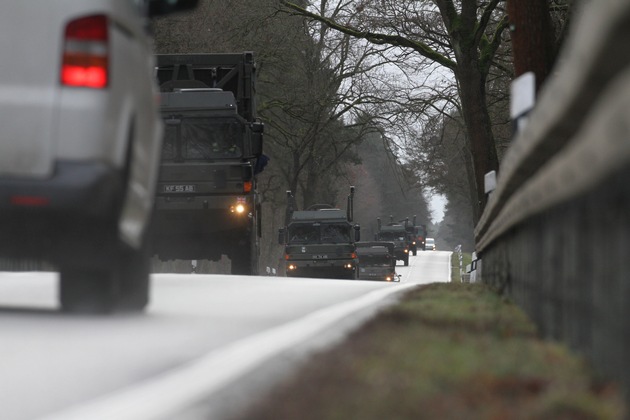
[{"xmin": 230, "ymin": 203, "xmax": 247, "ymax": 214}]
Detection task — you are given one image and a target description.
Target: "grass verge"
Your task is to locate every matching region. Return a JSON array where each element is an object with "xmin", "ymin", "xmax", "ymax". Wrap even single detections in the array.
[
  {"xmin": 237, "ymin": 283, "xmax": 626, "ymax": 420},
  {"xmin": 451, "ymin": 251, "xmax": 472, "ymax": 282}
]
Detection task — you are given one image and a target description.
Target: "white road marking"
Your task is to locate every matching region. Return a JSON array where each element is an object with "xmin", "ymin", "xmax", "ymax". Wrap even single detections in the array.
[{"xmin": 38, "ymin": 282, "xmax": 420, "ymax": 420}]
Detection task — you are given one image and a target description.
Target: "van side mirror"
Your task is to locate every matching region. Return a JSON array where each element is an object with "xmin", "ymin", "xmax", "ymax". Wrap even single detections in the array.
[
  {"xmin": 354, "ymin": 224, "xmax": 360, "ymax": 242},
  {"xmin": 148, "ymin": 0, "xmax": 199, "ymax": 17}
]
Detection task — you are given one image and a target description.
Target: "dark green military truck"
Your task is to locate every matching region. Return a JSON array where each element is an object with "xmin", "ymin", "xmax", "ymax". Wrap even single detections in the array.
[
  {"xmin": 152, "ymin": 53, "xmax": 265, "ymax": 275},
  {"xmin": 375, "ymin": 218, "xmax": 410, "ymax": 266},
  {"xmin": 400, "ymin": 216, "xmax": 428, "ymax": 255},
  {"xmin": 356, "ymin": 242, "xmax": 399, "ymax": 282},
  {"xmin": 279, "ymin": 187, "xmax": 360, "ymax": 279}
]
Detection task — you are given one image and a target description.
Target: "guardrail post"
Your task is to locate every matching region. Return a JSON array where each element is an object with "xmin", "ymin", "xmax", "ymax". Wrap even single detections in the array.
[{"xmin": 454, "ymin": 245, "xmax": 464, "ymax": 282}]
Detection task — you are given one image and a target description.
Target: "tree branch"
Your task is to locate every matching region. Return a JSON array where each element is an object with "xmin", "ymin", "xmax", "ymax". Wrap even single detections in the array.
[
  {"xmin": 474, "ymin": 0, "xmax": 504, "ymax": 46},
  {"xmin": 279, "ymin": 1, "xmax": 457, "ymax": 71}
]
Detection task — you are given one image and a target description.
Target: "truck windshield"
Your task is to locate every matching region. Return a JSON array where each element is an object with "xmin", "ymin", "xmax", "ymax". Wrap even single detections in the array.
[
  {"xmin": 162, "ymin": 118, "xmax": 243, "ymax": 161},
  {"xmin": 288, "ymin": 223, "xmax": 351, "ymax": 244},
  {"xmin": 321, "ymin": 224, "xmax": 351, "ymax": 243},
  {"xmin": 358, "ymin": 253, "xmax": 391, "ymax": 267},
  {"xmin": 288, "ymin": 224, "xmax": 318, "ymax": 244},
  {"xmin": 377, "ymin": 231, "xmax": 406, "ymax": 242}
]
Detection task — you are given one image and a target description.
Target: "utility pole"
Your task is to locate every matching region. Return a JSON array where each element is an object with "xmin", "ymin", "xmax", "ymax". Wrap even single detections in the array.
[{"xmin": 507, "ymin": 0, "xmax": 556, "ymax": 92}]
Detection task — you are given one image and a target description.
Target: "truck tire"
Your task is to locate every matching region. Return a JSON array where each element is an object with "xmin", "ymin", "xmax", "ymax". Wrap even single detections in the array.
[
  {"xmin": 230, "ymin": 232, "xmax": 259, "ymax": 276},
  {"xmin": 404, "ymin": 256, "xmax": 409, "ymax": 266},
  {"xmin": 230, "ymin": 252, "xmax": 251, "ymax": 275}
]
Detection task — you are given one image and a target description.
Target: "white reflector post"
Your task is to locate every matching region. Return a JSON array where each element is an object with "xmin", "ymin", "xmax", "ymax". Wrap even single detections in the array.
[
  {"xmin": 484, "ymin": 170, "xmax": 497, "ymax": 194},
  {"xmin": 511, "ymin": 72, "xmax": 536, "ymax": 133}
]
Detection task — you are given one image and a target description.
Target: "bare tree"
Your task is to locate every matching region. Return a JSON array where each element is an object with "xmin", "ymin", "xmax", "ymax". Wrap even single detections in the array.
[
  {"xmin": 278, "ymin": 0, "xmax": 511, "ymax": 222},
  {"xmin": 152, "ymin": 0, "xmax": 413, "ymax": 269}
]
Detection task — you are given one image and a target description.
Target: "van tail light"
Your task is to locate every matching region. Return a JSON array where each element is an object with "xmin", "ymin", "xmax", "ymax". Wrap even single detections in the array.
[
  {"xmin": 61, "ymin": 15, "xmax": 109, "ymax": 89},
  {"xmin": 10, "ymin": 195, "xmax": 50, "ymax": 207}
]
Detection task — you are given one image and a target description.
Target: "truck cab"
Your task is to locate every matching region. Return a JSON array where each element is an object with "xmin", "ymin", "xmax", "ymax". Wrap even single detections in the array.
[
  {"xmin": 375, "ymin": 219, "xmax": 410, "ymax": 266},
  {"xmin": 356, "ymin": 242, "xmax": 399, "ymax": 282},
  {"xmin": 151, "ymin": 53, "xmax": 264, "ymax": 275},
  {"xmin": 402, "ymin": 216, "xmax": 427, "ymax": 255},
  {"xmin": 279, "ymin": 188, "xmax": 360, "ymax": 279}
]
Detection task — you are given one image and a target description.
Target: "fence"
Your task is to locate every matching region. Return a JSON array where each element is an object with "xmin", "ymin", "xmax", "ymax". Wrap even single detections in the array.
[
  {"xmin": 475, "ymin": 0, "xmax": 630, "ymax": 399},
  {"xmin": 0, "ymin": 258, "xmax": 50, "ymax": 271}
]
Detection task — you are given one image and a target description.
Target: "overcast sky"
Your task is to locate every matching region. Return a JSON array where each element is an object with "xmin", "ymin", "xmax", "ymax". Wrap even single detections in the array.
[{"xmin": 429, "ymin": 194, "xmax": 446, "ymax": 223}]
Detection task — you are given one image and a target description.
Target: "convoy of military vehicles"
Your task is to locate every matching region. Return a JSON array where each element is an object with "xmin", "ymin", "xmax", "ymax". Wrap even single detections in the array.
[
  {"xmin": 278, "ymin": 187, "xmax": 361, "ymax": 279},
  {"xmin": 147, "ymin": 52, "xmax": 431, "ymax": 281},
  {"xmin": 142, "ymin": 50, "xmax": 430, "ymax": 281},
  {"xmin": 0, "ymin": 8, "xmax": 432, "ymax": 314}
]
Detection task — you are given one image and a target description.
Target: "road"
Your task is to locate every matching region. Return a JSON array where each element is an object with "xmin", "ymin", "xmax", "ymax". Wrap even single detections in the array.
[{"xmin": 0, "ymin": 250, "xmax": 451, "ymax": 420}]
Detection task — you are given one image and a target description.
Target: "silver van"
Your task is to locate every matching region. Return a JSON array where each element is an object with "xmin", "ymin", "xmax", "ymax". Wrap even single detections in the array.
[{"xmin": 0, "ymin": 0, "xmax": 197, "ymax": 313}]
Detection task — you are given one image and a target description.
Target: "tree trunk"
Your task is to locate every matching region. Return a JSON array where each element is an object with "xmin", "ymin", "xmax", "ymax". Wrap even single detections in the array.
[
  {"xmin": 455, "ymin": 55, "xmax": 499, "ymax": 223},
  {"xmin": 289, "ymin": 149, "xmax": 300, "ymax": 197}
]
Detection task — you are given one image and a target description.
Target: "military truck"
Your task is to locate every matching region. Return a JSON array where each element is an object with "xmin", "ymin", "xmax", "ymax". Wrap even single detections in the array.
[
  {"xmin": 375, "ymin": 217, "xmax": 410, "ymax": 266},
  {"xmin": 356, "ymin": 242, "xmax": 399, "ymax": 282},
  {"xmin": 400, "ymin": 215, "xmax": 428, "ymax": 255},
  {"xmin": 152, "ymin": 53, "xmax": 265, "ymax": 275},
  {"xmin": 278, "ymin": 187, "xmax": 360, "ymax": 279}
]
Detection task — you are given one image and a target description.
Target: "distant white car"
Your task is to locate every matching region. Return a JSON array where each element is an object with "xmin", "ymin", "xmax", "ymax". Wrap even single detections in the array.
[
  {"xmin": 0, "ymin": 0, "xmax": 197, "ymax": 313},
  {"xmin": 425, "ymin": 237, "xmax": 436, "ymax": 251}
]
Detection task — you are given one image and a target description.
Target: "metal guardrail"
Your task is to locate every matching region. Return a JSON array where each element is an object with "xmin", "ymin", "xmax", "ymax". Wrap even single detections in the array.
[
  {"xmin": 475, "ymin": 0, "xmax": 630, "ymax": 251},
  {"xmin": 473, "ymin": 0, "xmax": 630, "ymax": 401}
]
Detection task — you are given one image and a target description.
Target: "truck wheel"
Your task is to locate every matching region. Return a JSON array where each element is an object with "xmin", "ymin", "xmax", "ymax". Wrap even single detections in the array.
[
  {"xmin": 230, "ymin": 235, "xmax": 259, "ymax": 276},
  {"xmin": 404, "ymin": 256, "xmax": 409, "ymax": 266},
  {"xmin": 412, "ymin": 248, "xmax": 417, "ymax": 256},
  {"xmin": 230, "ymin": 252, "xmax": 250, "ymax": 275}
]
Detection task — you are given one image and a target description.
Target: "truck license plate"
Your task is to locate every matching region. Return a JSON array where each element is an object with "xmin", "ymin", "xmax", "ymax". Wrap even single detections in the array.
[
  {"xmin": 313, "ymin": 255, "xmax": 328, "ymax": 259},
  {"xmin": 164, "ymin": 184, "xmax": 196, "ymax": 193}
]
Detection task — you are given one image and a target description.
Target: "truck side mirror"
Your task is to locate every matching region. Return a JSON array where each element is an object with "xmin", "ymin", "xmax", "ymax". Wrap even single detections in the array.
[
  {"xmin": 354, "ymin": 224, "xmax": 360, "ymax": 242},
  {"xmin": 251, "ymin": 121, "xmax": 264, "ymax": 157},
  {"xmin": 278, "ymin": 228, "xmax": 286, "ymax": 245}
]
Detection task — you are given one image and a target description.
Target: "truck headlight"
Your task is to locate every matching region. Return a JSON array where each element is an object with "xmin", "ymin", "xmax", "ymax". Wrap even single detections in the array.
[{"xmin": 230, "ymin": 203, "xmax": 247, "ymax": 214}]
